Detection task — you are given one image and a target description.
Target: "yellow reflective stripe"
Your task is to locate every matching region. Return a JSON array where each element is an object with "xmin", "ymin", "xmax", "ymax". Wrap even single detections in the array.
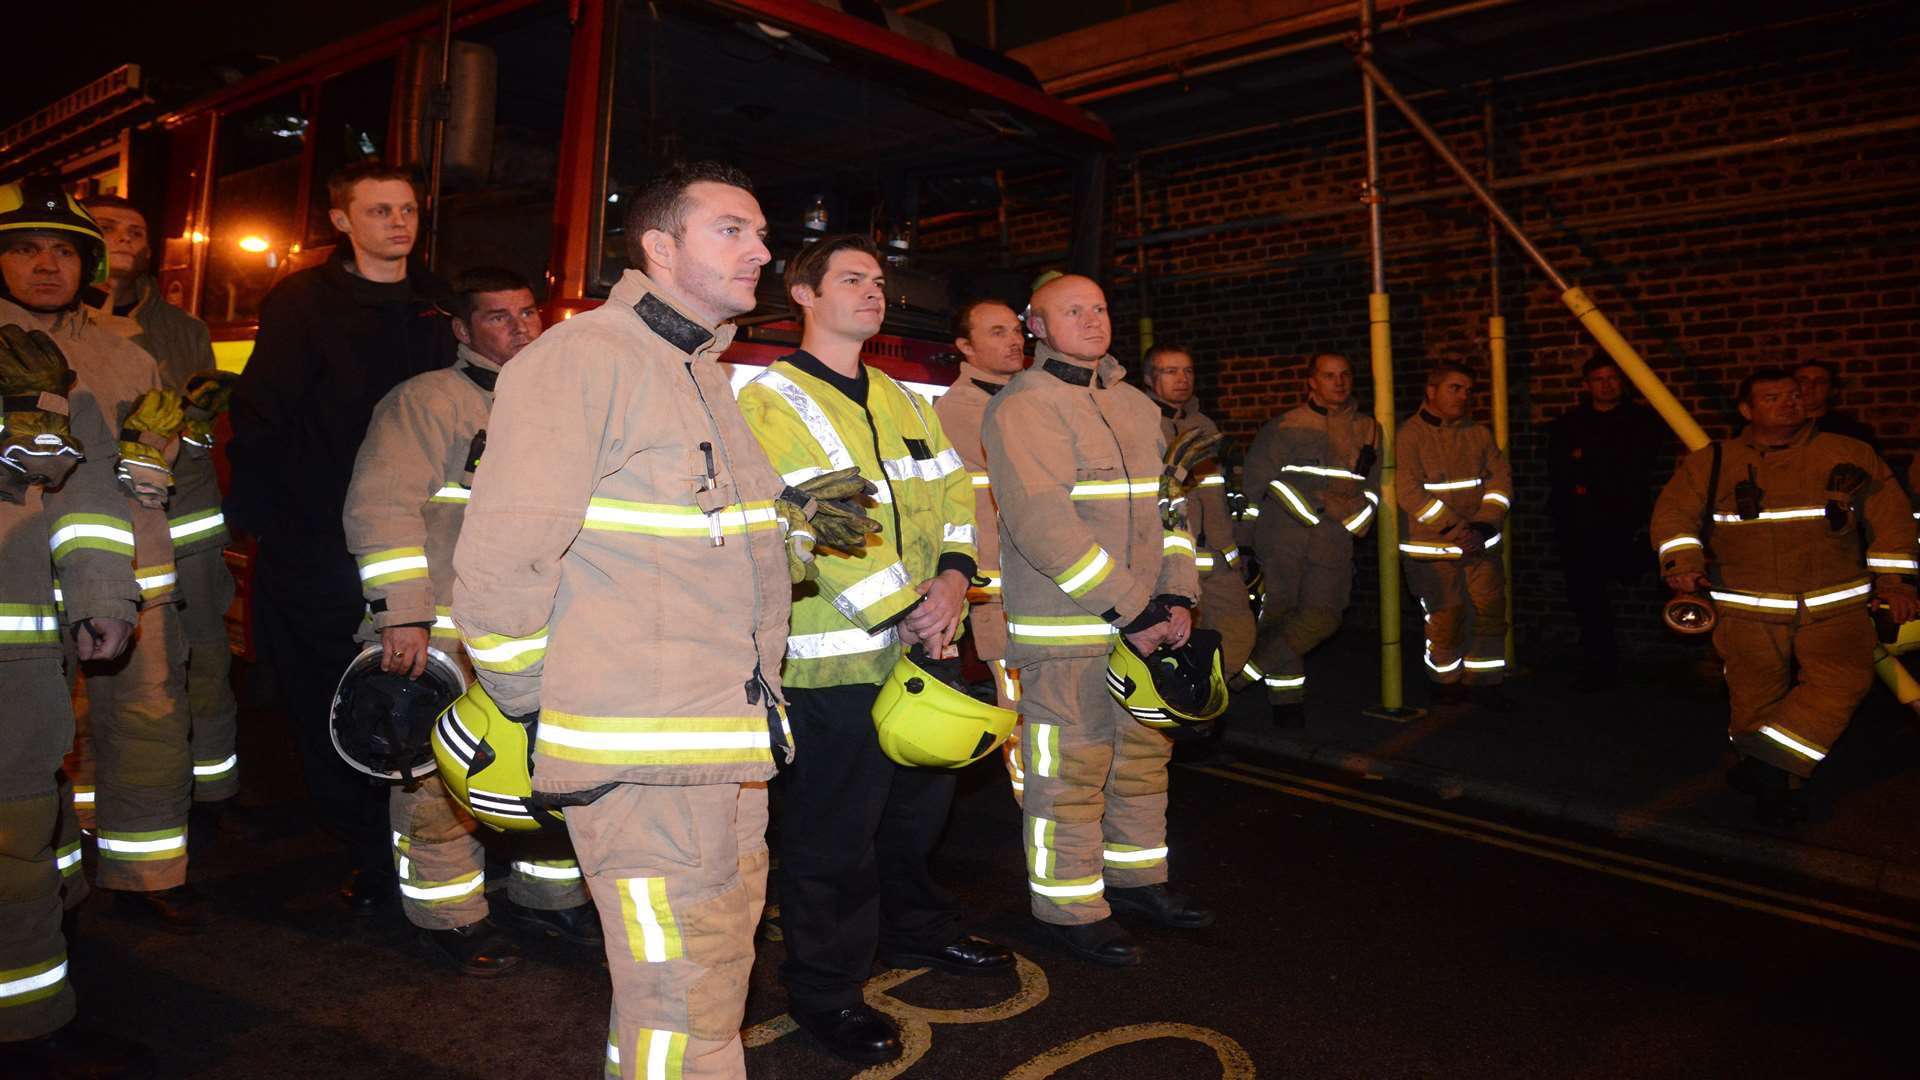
[
  {"xmin": 0, "ymin": 602, "xmax": 60, "ymax": 644},
  {"xmin": 883, "ymin": 447, "xmax": 966, "ymax": 483},
  {"xmin": 637, "ymin": 1028, "xmax": 687, "ymax": 1080},
  {"xmin": 1343, "ymin": 491, "xmax": 1379, "ymax": 534},
  {"xmin": 1196, "ymin": 553, "xmax": 1216, "ymax": 571},
  {"xmin": 193, "ymin": 753, "xmax": 238, "ymax": 779},
  {"xmin": 357, "ymin": 548, "xmax": 429, "ymax": 587},
  {"xmin": 135, "ymin": 563, "xmax": 178, "ymax": 598},
  {"xmin": 1423, "ymin": 478, "xmax": 1483, "ymax": 491},
  {"xmin": 1280, "ymin": 463, "xmax": 1364, "ymax": 481},
  {"xmin": 1027, "ymin": 815, "xmax": 1102, "ymax": 902},
  {"xmin": 619, "ymin": 876, "xmax": 684, "ymax": 963},
  {"xmin": 464, "ymin": 626, "xmax": 549, "ymax": 672},
  {"xmin": 1054, "ymin": 545, "xmax": 1114, "ymax": 598},
  {"xmin": 513, "ymin": 859, "xmax": 583, "ymax": 881},
  {"xmin": 1803, "ymin": 580, "xmax": 1872, "ymax": 608},
  {"xmin": 1482, "ymin": 491, "xmax": 1511, "ymax": 509},
  {"xmin": 787, "ymin": 626, "xmax": 899, "ymax": 660},
  {"xmin": 1400, "ymin": 541, "xmax": 1463, "ymax": 559},
  {"xmin": 168, "ymin": 507, "xmax": 227, "ymax": 544},
  {"xmin": 97, "ymin": 827, "xmax": 187, "ymax": 861},
  {"xmin": 1103, "ymin": 844, "xmax": 1169, "ymax": 866},
  {"xmin": 1070, "ymin": 477, "xmax": 1158, "ymax": 499},
  {"xmin": 994, "ymin": 658, "xmax": 1021, "ymax": 704},
  {"xmin": 583, "ymin": 498, "xmax": 779, "ymax": 536},
  {"xmin": 1658, "ymin": 535, "xmax": 1703, "ymax": 556},
  {"xmin": 969, "ymin": 471, "xmax": 992, "ymax": 489},
  {"xmin": 1712, "ymin": 506, "xmax": 1826, "ymax": 524},
  {"xmin": 429, "ymin": 485, "xmax": 471, "ymax": 504},
  {"xmin": 1163, "ymin": 530, "xmax": 1196, "ymax": 558},
  {"xmin": 1463, "ymin": 657, "xmax": 1507, "ymax": 671},
  {"xmin": 1866, "ymin": 552, "xmax": 1919, "ymax": 572},
  {"xmin": 399, "ymin": 868, "xmax": 485, "ymax": 904},
  {"xmin": 1415, "ymin": 498, "xmax": 1447, "ymax": 523},
  {"xmin": 1196, "ymin": 474, "xmax": 1228, "ymax": 487},
  {"xmin": 49, "ymin": 513, "xmax": 136, "ymax": 560},
  {"xmin": 1759, "ymin": 724, "xmax": 1827, "ymax": 762},
  {"xmin": 1267, "ymin": 479, "xmax": 1320, "ymax": 525},
  {"xmin": 533, "ymin": 712, "xmax": 771, "ymax": 766},
  {"xmin": 54, "ymin": 841, "xmax": 82, "ymax": 877},
  {"xmin": 1029, "ymin": 722, "xmax": 1058, "ymax": 777},
  {"xmin": 1007, "ymin": 616, "xmax": 1118, "ymax": 646},
  {"xmin": 1709, "ymin": 589, "xmax": 1797, "ymax": 612},
  {"xmin": 832, "ymin": 561, "xmax": 916, "ymax": 622},
  {"xmin": 0, "ymin": 954, "xmax": 68, "ymax": 1006}
]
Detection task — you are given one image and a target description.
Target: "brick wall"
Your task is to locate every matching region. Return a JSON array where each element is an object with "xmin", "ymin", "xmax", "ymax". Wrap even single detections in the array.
[{"xmin": 941, "ymin": 21, "xmax": 1920, "ymax": 660}]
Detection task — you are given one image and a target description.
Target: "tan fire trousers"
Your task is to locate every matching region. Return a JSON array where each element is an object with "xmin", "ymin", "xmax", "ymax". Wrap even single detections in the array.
[
  {"xmin": 1716, "ymin": 610, "xmax": 1875, "ymax": 779},
  {"xmin": 569, "ymin": 780, "xmax": 768, "ymax": 1080},
  {"xmin": 390, "ymin": 775, "xmax": 588, "ymax": 930},
  {"xmin": 1197, "ymin": 566, "xmax": 1256, "ymax": 679},
  {"xmin": 179, "ymin": 550, "xmax": 239, "ymax": 803},
  {"xmin": 1404, "ymin": 553, "xmax": 1508, "ymax": 686},
  {"xmin": 1018, "ymin": 656, "xmax": 1172, "ymax": 927},
  {"xmin": 0, "ymin": 658, "xmax": 79, "ymax": 1041},
  {"xmin": 84, "ymin": 604, "xmax": 192, "ymax": 891},
  {"xmin": 1250, "ymin": 523, "xmax": 1355, "ymax": 704}
]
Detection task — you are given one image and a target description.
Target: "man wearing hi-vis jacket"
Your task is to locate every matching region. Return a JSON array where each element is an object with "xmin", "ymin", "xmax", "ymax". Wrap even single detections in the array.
[
  {"xmin": 739, "ymin": 235, "xmax": 1009, "ymax": 1068},
  {"xmin": 1396, "ymin": 360, "xmax": 1513, "ymax": 714},
  {"xmin": 983, "ymin": 273, "xmax": 1210, "ymax": 969},
  {"xmin": 1651, "ymin": 367, "xmax": 1916, "ymax": 826}
]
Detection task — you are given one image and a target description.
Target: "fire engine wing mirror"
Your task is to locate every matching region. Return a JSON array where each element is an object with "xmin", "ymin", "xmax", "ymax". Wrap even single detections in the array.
[{"xmin": 399, "ymin": 38, "xmax": 498, "ymax": 190}]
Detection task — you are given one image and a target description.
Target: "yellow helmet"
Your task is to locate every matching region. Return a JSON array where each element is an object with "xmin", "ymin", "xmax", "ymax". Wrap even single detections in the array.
[
  {"xmin": 872, "ymin": 650, "xmax": 1017, "ymax": 769},
  {"xmin": 0, "ymin": 177, "xmax": 109, "ymax": 291},
  {"xmin": 431, "ymin": 682, "xmax": 565, "ymax": 833},
  {"xmin": 1107, "ymin": 627, "xmax": 1229, "ymax": 737}
]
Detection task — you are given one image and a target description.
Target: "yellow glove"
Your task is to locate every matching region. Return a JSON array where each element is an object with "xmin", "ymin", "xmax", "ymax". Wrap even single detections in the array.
[
  {"xmin": 0, "ymin": 324, "xmax": 82, "ymax": 488},
  {"xmin": 181, "ymin": 369, "xmax": 238, "ymax": 449},
  {"xmin": 118, "ymin": 388, "xmax": 184, "ymax": 508}
]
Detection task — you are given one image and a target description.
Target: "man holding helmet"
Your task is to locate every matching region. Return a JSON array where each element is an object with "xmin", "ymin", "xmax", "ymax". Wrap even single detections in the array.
[
  {"xmin": 343, "ymin": 267, "xmax": 593, "ymax": 976},
  {"xmin": 982, "ymin": 273, "xmax": 1212, "ymax": 969}
]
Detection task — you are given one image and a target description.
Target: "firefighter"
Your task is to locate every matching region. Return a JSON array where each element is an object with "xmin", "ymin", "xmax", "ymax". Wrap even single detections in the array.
[
  {"xmin": 1792, "ymin": 360, "xmax": 1880, "ymax": 457},
  {"xmin": 229, "ymin": 161, "xmax": 456, "ymax": 912},
  {"xmin": 982, "ymin": 274, "xmax": 1210, "ymax": 968},
  {"xmin": 344, "ymin": 267, "xmax": 597, "ymax": 976},
  {"xmin": 1240, "ymin": 352, "xmax": 1382, "ymax": 727},
  {"xmin": 83, "ymin": 195, "xmax": 246, "ymax": 833},
  {"xmin": 933, "ymin": 297, "xmax": 1026, "ymax": 797},
  {"xmin": 739, "ymin": 236, "xmax": 1008, "ymax": 1067},
  {"xmin": 1, "ymin": 183, "xmax": 211, "ymax": 931},
  {"xmin": 1143, "ymin": 344, "xmax": 1255, "ymax": 692},
  {"xmin": 0, "ymin": 180, "xmax": 148, "ymax": 1074},
  {"xmin": 452, "ymin": 162, "xmax": 795, "ymax": 1080},
  {"xmin": 1397, "ymin": 361, "xmax": 1512, "ymax": 713},
  {"xmin": 1652, "ymin": 367, "xmax": 1917, "ymax": 826}
]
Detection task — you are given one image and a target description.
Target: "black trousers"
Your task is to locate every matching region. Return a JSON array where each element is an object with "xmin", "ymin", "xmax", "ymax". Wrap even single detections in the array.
[
  {"xmin": 251, "ymin": 547, "xmax": 389, "ymax": 875},
  {"xmin": 1554, "ymin": 525, "xmax": 1643, "ymax": 677},
  {"xmin": 774, "ymin": 682, "xmax": 961, "ymax": 1012}
]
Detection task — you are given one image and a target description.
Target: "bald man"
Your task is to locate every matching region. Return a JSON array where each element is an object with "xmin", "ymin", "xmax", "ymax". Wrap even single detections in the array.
[{"xmin": 981, "ymin": 275, "xmax": 1209, "ymax": 968}]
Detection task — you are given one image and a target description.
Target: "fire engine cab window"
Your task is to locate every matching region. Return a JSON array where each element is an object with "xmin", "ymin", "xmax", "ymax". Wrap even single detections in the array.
[
  {"xmin": 307, "ymin": 60, "xmax": 397, "ymax": 247},
  {"xmin": 202, "ymin": 92, "xmax": 307, "ymax": 326}
]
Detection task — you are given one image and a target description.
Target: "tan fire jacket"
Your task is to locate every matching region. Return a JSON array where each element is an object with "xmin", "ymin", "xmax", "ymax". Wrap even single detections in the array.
[
  {"xmin": 982, "ymin": 344, "xmax": 1199, "ymax": 666},
  {"xmin": 345, "ymin": 345, "xmax": 499, "ymax": 651},
  {"xmin": 1243, "ymin": 400, "xmax": 1381, "ymax": 543},
  {"xmin": 451, "ymin": 270, "xmax": 792, "ymax": 794},
  {"xmin": 90, "ymin": 294, "xmax": 226, "ymax": 561},
  {"xmin": 1154, "ymin": 397, "xmax": 1245, "ymax": 578},
  {"xmin": 1394, "ymin": 408, "xmax": 1512, "ymax": 561},
  {"xmin": 933, "ymin": 360, "xmax": 1011, "ymax": 659},
  {"xmin": 2, "ymin": 368, "xmax": 140, "ymax": 661},
  {"xmin": 4, "ymin": 298, "xmax": 177, "ymax": 608},
  {"xmin": 1650, "ymin": 423, "xmax": 1917, "ymax": 623}
]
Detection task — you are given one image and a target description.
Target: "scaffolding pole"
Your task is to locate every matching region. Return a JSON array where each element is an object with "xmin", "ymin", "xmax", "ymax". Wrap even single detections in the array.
[
  {"xmin": 1359, "ymin": 0, "xmax": 1417, "ymax": 721},
  {"xmin": 1484, "ymin": 98, "xmax": 1515, "ymax": 669},
  {"xmin": 1354, "ymin": 52, "xmax": 1920, "ymax": 705}
]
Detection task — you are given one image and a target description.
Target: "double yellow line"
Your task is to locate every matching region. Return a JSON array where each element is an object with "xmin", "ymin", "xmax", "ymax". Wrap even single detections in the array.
[{"xmin": 1188, "ymin": 760, "xmax": 1920, "ymax": 952}]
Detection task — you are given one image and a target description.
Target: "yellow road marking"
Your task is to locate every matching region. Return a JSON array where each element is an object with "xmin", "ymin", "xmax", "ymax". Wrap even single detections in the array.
[
  {"xmin": 1003, "ymin": 1023, "xmax": 1256, "ymax": 1079},
  {"xmin": 1190, "ymin": 762, "xmax": 1920, "ymax": 952}
]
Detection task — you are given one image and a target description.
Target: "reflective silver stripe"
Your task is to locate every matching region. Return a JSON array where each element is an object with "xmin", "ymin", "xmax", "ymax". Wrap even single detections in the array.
[
  {"xmin": 749, "ymin": 369, "xmax": 857, "ymax": 472},
  {"xmin": 1658, "ymin": 535, "xmax": 1702, "ymax": 556},
  {"xmin": 1709, "ymin": 590, "xmax": 1796, "ymax": 611},
  {"xmin": 168, "ymin": 512, "xmax": 226, "ymax": 541},
  {"xmin": 1070, "ymin": 479, "xmax": 1157, "ymax": 498},
  {"xmin": 97, "ymin": 833, "xmax": 185, "ymax": 854},
  {"xmin": 431, "ymin": 485, "xmax": 471, "ymax": 502},
  {"xmin": 1267, "ymin": 480, "xmax": 1320, "ymax": 525},
  {"xmin": 433, "ymin": 614, "xmax": 458, "ymax": 632},
  {"xmin": 1803, "ymin": 582, "xmax": 1871, "ymax": 608},
  {"xmin": 512, "ymin": 860, "xmax": 583, "ymax": 881},
  {"xmin": 1030, "ymin": 878, "xmax": 1105, "ymax": 898},
  {"xmin": 1266, "ymin": 673, "xmax": 1305, "ymax": 689},
  {"xmin": 1482, "ymin": 491, "xmax": 1511, "ymax": 509},
  {"xmin": 399, "ymin": 873, "xmax": 485, "ymax": 902},
  {"xmin": 358, "ymin": 554, "xmax": 428, "ymax": 583},
  {"xmin": 1463, "ymin": 658, "xmax": 1506, "ymax": 670},
  {"xmin": 1057, "ymin": 547, "xmax": 1112, "ymax": 595},
  {"xmin": 1163, "ymin": 533, "xmax": 1196, "ymax": 555},
  {"xmin": 535, "ymin": 726, "xmax": 771, "ymax": 753},
  {"xmin": 584, "ymin": 502, "xmax": 780, "ymax": 532},
  {"xmin": 1424, "ymin": 651, "xmax": 1462, "ymax": 674},
  {"xmin": 943, "ymin": 522, "xmax": 977, "ymax": 545},
  {"xmin": 1423, "ymin": 478, "xmax": 1483, "ymax": 491},
  {"xmin": 1006, "ymin": 619, "xmax": 1117, "ymax": 639},
  {"xmin": 786, "ymin": 626, "xmax": 899, "ymax": 659},
  {"xmin": 1400, "ymin": 541, "xmax": 1463, "ymax": 558},
  {"xmin": 55, "ymin": 846, "xmax": 82, "ymax": 872},
  {"xmin": 467, "ymin": 634, "xmax": 549, "ymax": 664},
  {"xmin": 48, "ymin": 521, "xmax": 136, "ymax": 552},
  {"xmin": 193, "ymin": 754, "xmax": 238, "ymax": 777},
  {"xmin": 1758, "ymin": 724, "xmax": 1826, "ymax": 762},
  {"xmin": 0, "ymin": 614, "xmax": 58, "ymax": 633},
  {"xmin": 1197, "ymin": 474, "xmax": 1227, "ymax": 487},
  {"xmin": 1196, "ymin": 554, "xmax": 1216, "ymax": 570},
  {"xmin": 0, "ymin": 959, "xmax": 66, "ymax": 1000},
  {"xmin": 883, "ymin": 447, "xmax": 965, "ymax": 483},
  {"xmin": 833, "ymin": 561, "xmax": 914, "ymax": 621},
  {"xmin": 1102, "ymin": 846, "xmax": 1169, "ymax": 863},
  {"xmin": 1866, "ymin": 555, "xmax": 1919, "ymax": 571},
  {"xmin": 1281, "ymin": 464, "xmax": 1364, "ymax": 481},
  {"xmin": 1712, "ymin": 507, "xmax": 1825, "ymax": 523},
  {"xmin": 135, "ymin": 568, "xmax": 178, "ymax": 591}
]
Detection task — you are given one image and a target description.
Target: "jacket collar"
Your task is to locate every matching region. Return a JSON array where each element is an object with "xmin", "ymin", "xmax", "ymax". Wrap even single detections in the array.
[
  {"xmin": 1739, "ymin": 421, "xmax": 1814, "ymax": 453},
  {"xmin": 1416, "ymin": 407, "xmax": 1467, "ymax": 428},
  {"xmin": 0, "ymin": 294, "xmax": 93, "ymax": 341},
  {"xmin": 1035, "ymin": 342, "xmax": 1123, "ymax": 389},
  {"xmin": 955, "ymin": 360, "xmax": 1012, "ymax": 396},
  {"xmin": 609, "ymin": 268, "xmax": 735, "ymax": 358},
  {"xmin": 456, "ymin": 343, "xmax": 502, "ymax": 392}
]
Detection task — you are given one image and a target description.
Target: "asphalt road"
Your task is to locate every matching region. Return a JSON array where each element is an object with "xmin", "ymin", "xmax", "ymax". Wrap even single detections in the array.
[{"xmin": 66, "ymin": 722, "xmax": 1919, "ymax": 1079}]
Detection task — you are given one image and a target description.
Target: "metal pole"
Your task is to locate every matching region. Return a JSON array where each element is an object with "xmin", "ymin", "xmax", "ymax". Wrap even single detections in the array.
[
  {"xmin": 1355, "ymin": 54, "xmax": 1710, "ymax": 452},
  {"xmin": 1359, "ymin": 0, "xmax": 1413, "ymax": 719},
  {"xmin": 425, "ymin": 0, "xmax": 455, "ymax": 273},
  {"xmin": 1133, "ymin": 161, "xmax": 1154, "ymax": 358},
  {"xmin": 1484, "ymin": 98, "xmax": 1515, "ymax": 670}
]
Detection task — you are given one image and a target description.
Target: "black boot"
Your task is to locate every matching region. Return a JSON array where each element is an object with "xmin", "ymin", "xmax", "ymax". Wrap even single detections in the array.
[
  {"xmin": 418, "ymin": 919, "xmax": 524, "ymax": 977},
  {"xmin": 112, "ymin": 884, "xmax": 218, "ymax": 935},
  {"xmin": 1108, "ymin": 883, "xmax": 1215, "ymax": 929},
  {"xmin": 791, "ymin": 1005, "xmax": 901, "ymax": 1065},
  {"xmin": 880, "ymin": 934, "xmax": 1014, "ymax": 976},
  {"xmin": 1728, "ymin": 756, "xmax": 1808, "ymax": 828},
  {"xmin": 1039, "ymin": 917, "xmax": 1141, "ymax": 967},
  {"xmin": 0, "ymin": 1021, "xmax": 155, "ymax": 1079},
  {"xmin": 499, "ymin": 900, "xmax": 604, "ymax": 946},
  {"xmin": 340, "ymin": 867, "xmax": 397, "ymax": 916}
]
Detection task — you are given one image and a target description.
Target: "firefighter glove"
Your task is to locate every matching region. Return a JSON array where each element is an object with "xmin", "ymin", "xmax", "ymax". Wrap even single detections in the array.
[
  {"xmin": 117, "ymin": 388, "xmax": 184, "ymax": 507},
  {"xmin": 0, "ymin": 324, "xmax": 82, "ymax": 487},
  {"xmin": 181, "ymin": 369, "xmax": 238, "ymax": 448},
  {"xmin": 777, "ymin": 466, "xmax": 884, "ymax": 581}
]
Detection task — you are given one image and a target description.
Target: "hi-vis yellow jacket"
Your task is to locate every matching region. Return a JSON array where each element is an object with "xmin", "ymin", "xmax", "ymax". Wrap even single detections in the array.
[
  {"xmin": 451, "ymin": 271, "xmax": 792, "ymax": 793},
  {"xmin": 344, "ymin": 344, "xmax": 498, "ymax": 651},
  {"xmin": 739, "ymin": 352, "xmax": 977, "ymax": 689},
  {"xmin": 982, "ymin": 344, "xmax": 1199, "ymax": 666},
  {"xmin": 1650, "ymin": 424, "xmax": 1917, "ymax": 622}
]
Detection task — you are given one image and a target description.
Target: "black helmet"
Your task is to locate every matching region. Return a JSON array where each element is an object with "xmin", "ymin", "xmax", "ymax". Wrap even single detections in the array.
[
  {"xmin": 330, "ymin": 645, "xmax": 467, "ymax": 781},
  {"xmin": 0, "ymin": 177, "xmax": 108, "ymax": 304}
]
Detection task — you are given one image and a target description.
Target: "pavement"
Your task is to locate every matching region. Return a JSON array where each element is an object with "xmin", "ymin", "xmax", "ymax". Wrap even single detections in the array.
[{"xmin": 1208, "ymin": 614, "xmax": 1920, "ymax": 903}]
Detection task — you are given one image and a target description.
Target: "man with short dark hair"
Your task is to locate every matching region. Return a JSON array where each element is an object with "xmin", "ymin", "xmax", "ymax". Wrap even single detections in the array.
[
  {"xmin": 739, "ymin": 236, "xmax": 1003, "ymax": 1067},
  {"xmin": 1142, "ymin": 343, "xmax": 1254, "ymax": 695},
  {"xmin": 1651, "ymin": 368, "xmax": 1916, "ymax": 825},
  {"xmin": 454, "ymin": 161, "xmax": 794, "ymax": 1080},
  {"xmin": 1547, "ymin": 353, "xmax": 1667, "ymax": 690},
  {"xmin": 1792, "ymin": 360, "xmax": 1880, "ymax": 457},
  {"xmin": 1397, "ymin": 362, "xmax": 1513, "ymax": 713},
  {"xmin": 1241, "ymin": 352, "xmax": 1379, "ymax": 726},
  {"xmin": 229, "ymin": 161, "xmax": 456, "ymax": 910}
]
